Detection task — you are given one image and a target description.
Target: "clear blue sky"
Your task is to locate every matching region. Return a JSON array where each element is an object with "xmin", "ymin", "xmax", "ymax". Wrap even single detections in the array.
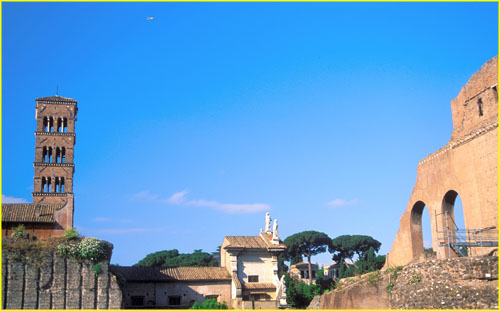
[{"xmin": 2, "ymin": 2, "xmax": 497, "ymax": 266}]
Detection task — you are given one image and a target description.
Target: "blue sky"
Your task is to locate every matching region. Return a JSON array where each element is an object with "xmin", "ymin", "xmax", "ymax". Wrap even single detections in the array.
[{"xmin": 2, "ymin": 2, "xmax": 497, "ymax": 266}]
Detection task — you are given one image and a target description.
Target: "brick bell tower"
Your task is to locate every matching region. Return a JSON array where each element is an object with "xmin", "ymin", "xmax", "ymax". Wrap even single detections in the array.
[{"xmin": 32, "ymin": 95, "xmax": 77, "ymax": 229}]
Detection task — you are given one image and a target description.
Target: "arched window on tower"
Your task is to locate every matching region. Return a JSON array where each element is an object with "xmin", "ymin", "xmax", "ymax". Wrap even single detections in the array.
[
  {"xmin": 47, "ymin": 177, "xmax": 52, "ymax": 192},
  {"xmin": 57, "ymin": 118, "xmax": 62, "ymax": 132},
  {"xmin": 48, "ymin": 147, "xmax": 53, "ymax": 163},
  {"xmin": 41, "ymin": 177, "xmax": 46, "ymax": 192},
  {"xmin": 43, "ymin": 117, "xmax": 49, "ymax": 132},
  {"xmin": 55, "ymin": 177, "xmax": 60, "ymax": 192},
  {"xmin": 62, "ymin": 147, "xmax": 66, "ymax": 163},
  {"xmin": 42, "ymin": 146, "xmax": 47, "ymax": 162},
  {"xmin": 61, "ymin": 177, "xmax": 65, "ymax": 193},
  {"xmin": 63, "ymin": 118, "xmax": 68, "ymax": 133},
  {"xmin": 49, "ymin": 117, "xmax": 54, "ymax": 132},
  {"xmin": 55, "ymin": 147, "xmax": 61, "ymax": 163}
]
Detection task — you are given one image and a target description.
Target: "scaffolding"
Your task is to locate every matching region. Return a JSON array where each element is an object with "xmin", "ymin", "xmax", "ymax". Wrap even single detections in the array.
[{"xmin": 435, "ymin": 211, "xmax": 498, "ymax": 257}]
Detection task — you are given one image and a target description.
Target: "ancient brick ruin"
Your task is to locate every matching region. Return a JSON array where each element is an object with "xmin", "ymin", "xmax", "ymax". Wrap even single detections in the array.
[{"xmin": 385, "ymin": 56, "xmax": 498, "ymax": 267}]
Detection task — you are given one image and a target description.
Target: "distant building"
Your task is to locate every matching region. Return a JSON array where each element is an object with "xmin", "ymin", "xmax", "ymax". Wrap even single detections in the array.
[
  {"xmin": 2, "ymin": 96, "xmax": 77, "ymax": 238},
  {"xmin": 290, "ymin": 262, "xmax": 319, "ymax": 284},
  {"xmin": 111, "ymin": 213, "xmax": 287, "ymax": 309}
]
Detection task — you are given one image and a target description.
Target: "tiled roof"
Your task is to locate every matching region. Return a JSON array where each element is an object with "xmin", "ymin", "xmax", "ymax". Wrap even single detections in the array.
[
  {"xmin": 36, "ymin": 96, "xmax": 77, "ymax": 103},
  {"xmin": 110, "ymin": 266, "xmax": 231, "ymax": 282},
  {"xmin": 243, "ymin": 283, "xmax": 276, "ymax": 290},
  {"xmin": 223, "ymin": 233, "xmax": 286, "ymax": 250},
  {"xmin": 291, "ymin": 262, "xmax": 319, "ymax": 269},
  {"xmin": 2, "ymin": 203, "xmax": 61, "ymax": 223},
  {"xmin": 259, "ymin": 232, "xmax": 287, "ymax": 249},
  {"xmin": 224, "ymin": 236, "xmax": 269, "ymax": 249},
  {"xmin": 232, "ymin": 275, "xmax": 242, "ymax": 289}
]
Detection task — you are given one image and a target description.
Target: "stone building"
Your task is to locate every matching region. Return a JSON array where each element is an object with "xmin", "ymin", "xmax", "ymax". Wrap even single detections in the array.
[
  {"xmin": 110, "ymin": 266, "xmax": 232, "ymax": 308},
  {"xmin": 2, "ymin": 96, "xmax": 77, "ymax": 238},
  {"xmin": 385, "ymin": 56, "xmax": 498, "ymax": 267},
  {"xmin": 111, "ymin": 213, "xmax": 287, "ymax": 309},
  {"xmin": 289, "ymin": 262, "xmax": 318, "ymax": 284}
]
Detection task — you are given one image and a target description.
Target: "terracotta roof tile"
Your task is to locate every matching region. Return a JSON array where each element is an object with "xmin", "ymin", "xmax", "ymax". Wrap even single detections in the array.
[
  {"xmin": 2, "ymin": 203, "xmax": 61, "ymax": 223},
  {"xmin": 224, "ymin": 236, "xmax": 269, "ymax": 249},
  {"xmin": 243, "ymin": 283, "xmax": 276, "ymax": 290},
  {"xmin": 232, "ymin": 275, "xmax": 242, "ymax": 289},
  {"xmin": 110, "ymin": 266, "xmax": 231, "ymax": 282}
]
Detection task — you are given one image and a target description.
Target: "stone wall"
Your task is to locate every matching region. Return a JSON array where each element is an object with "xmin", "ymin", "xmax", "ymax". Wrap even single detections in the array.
[
  {"xmin": 390, "ymin": 256, "xmax": 498, "ymax": 309},
  {"xmin": 314, "ymin": 272, "xmax": 391, "ymax": 309},
  {"xmin": 2, "ymin": 242, "xmax": 122, "ymax": 309}
]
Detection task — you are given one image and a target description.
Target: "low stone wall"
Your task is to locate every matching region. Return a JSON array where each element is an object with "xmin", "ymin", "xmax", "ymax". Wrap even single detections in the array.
[
  {"xmin": 310, "ymin": 256, "xmax": 498, "ymax": 309},
  {"xmin": 2, "ymin": 240, "xmax": 122, "ymax": 309},
  {"xmin": 316, "ymin": 272, "xmax": 391, "ymax": 309},
  {"xmin": 390, "ymin": 256, "xmax": 498, "ymax": 309}
]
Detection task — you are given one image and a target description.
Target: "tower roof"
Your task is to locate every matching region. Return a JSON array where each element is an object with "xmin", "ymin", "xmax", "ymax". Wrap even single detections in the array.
[{"xmin": 36, "ymin": 95, "xmax": 77, "ymax": 104}]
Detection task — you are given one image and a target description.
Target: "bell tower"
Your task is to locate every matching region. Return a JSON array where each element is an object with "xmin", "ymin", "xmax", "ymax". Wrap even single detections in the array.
[{"xmin": 32, "ymin": 96, "xmax": 77, "ymax": 209}]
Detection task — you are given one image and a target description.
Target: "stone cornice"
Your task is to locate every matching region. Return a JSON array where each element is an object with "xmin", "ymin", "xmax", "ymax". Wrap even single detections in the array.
[
  {"xmin": 33, "ymin": 162, "xmax": 74, "ymax": 167},
  {"xmin": 35, "ymin": 131, "xmax": 75, "ymax": 137},
  {"xmin": 418, "ymin": 121, "xmax": 498, "ymax": 166}
]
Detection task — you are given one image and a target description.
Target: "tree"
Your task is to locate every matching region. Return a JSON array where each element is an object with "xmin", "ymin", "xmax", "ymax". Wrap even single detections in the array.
[
  {"xmin": 284, "ymin": 231, "xmax": 332, "ymax": 284},
  {"xmin": 135, "ymin": 249, "xmax": 179, "ymax": 266},
  {"xmin": 330, "ymin": 235, "xmax": 383, "ymax": 279},
  {"xmin": 135, "ymin": 249, "xmax": 218, "ymax": 267}
]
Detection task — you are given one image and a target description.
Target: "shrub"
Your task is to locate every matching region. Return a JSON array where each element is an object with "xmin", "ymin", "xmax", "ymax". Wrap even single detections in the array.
[
  {"xmin": 63, "ymin": 228, "xmax": 80, "ymax": 240},
  {"xmin": 12, "ymin": 225, "xmax": 28, "ymax": 238},
  {"xmin": 367, "ymin": 271, "xmax": 381, "ymax": 288},
  {"xmin": 92, "ymin": 263, "xmax": 102, "ymax": 277},
  {"xmin": 57, "ymin": 238, "xmax": 106, "ymax": 262},
  {"xmin": 190, "ymin": 299, "xmax": 228, "ymax": 309},
  {"xmin": 407, "ymin": 273, "xmax": 422, "ymax": 285}
]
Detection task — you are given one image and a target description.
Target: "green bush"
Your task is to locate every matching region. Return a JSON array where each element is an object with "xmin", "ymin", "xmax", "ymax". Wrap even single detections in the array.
[
  {"xmin": 12, "ymin": 225, "xmax": 28, "ymax": 238},
  {"xmin": 63, "ymin": 228, "xmax": 80, "ymax": 240},
  {"xmin": 367, "ymin": 271, "xmax": 381, "ymax": 288},
  {"xmin": 92, "ymin": 263, "xmax": 102, "ymax": 277},
  {"xmin": 57, "ymin": 238, "xmax": 106, "ymax": 262},
  {"xmin": 407, "ymin": 273, "xmax": 422, "ymax": 285},
  {"xmin": 190, "ymin": 299, "xmax": 228, "ymax": 309}
]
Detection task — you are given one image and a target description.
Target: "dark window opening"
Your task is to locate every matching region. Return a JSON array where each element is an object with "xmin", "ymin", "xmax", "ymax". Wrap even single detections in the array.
[
  {"xmin": 55, "ymin": 177, "xmax": 60, "ymax": 193},
  {"xmin": 493, "ymin": 86, "xmax": 498, "ymax": 102},
  {"xmin": 478, "ymin": 98, "xmax": 484, "ymax": 116},
  {"xmin": 57, "ymin": 118, "xmax": 62, "ymax": 132},
  {"xmin": 41, "ymin": 177, "xmax": 46, "ymax": 192},
  {"xmin": 61, "ymin": 177, "xmax": 65, "ymax": 193},
  {"xmin": 248, "ymin": 275, "xmax": 259, "ymax": 282},
  {"xmin": 47, "ymin": 177, "xmax": 52, "ymax": 192},
  {"xmin": 43, "ymin": 117, "xmax": 48, "ymax": 132},
  {"xmin": 312, "ymin": 270, "xmax": 316, "ymax": 279},
  {"xmin": 300, "ymin": 271, "xmax": 305, "ymax": 278},
  {"xmin": 242, "ymin": 295, "xmax": 249, "ymax": 301},
  {"xmin": 168, "ymin": 296, "xmax": 181, "ymax": 306},
  {"xmin": 48, "ymin": 147, "xmax": 53, "ymax": 163},
  {"xmin": 63, "ymin": 118, "xmax": 68, "ymax": 132},
  {"xmin": 131, "ymin": 296, "xmax": 145, "ymax": 306},
  {"xmin": 62, "ymin": 147, "xmax": 66, "ymax": 163},
  {"xmin": 55, "ymin": 147, "xmax": 61, "ymax": 163},
  {"xmin": 49, "ymin": 117, "xmax": 54, "ymax": 132},
  {"xmin": 42, "ymin": 147, "xmax": 47, "ymax": 162}
]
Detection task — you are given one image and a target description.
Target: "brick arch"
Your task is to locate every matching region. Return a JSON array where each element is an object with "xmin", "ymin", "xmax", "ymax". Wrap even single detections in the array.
[{"xmin": 410, "ymin": 201, "xmax": 430, "ymax": 260}]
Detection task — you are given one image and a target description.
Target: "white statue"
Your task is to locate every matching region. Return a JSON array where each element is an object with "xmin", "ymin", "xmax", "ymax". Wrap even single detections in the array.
[
  {"xmin": 272, "ymin": 218, "xmax": 279, "ymax": 243},
  {"xmin": 265, "ymin": 212, "xmax": 271, "ymax": 233},
  {"xmin": 280, "ymin": 274, "xmax": 287, "ymax": 293}
]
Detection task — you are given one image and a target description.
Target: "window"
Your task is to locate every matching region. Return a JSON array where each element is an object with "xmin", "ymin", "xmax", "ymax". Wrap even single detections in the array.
[
  {"xmin": 169, "ymin": 296, "xmax": 181, "ymax": 306},
  {"xmin": 300, "ymin": 271, "xmax": 305, "ymax": 278},
  {"xmin": 205, "ymin": 295, "xmax": 219, "ymax": 301},
  {"xmin": 312, "ymin": 270, "xmax": 316, "ymax": 279},
  {"xmin": 131, "ymin": 296, "xmax": 144, "ymax": 306},
  {"xmin": 248, "ymin": 275, "xmax": 259, "ymax": 282},
  {"xmin": 478, "ymin": 98, "xmax": 484, "ymax": 116}
]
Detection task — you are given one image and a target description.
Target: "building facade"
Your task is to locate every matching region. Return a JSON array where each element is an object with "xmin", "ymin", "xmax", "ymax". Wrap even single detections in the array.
[
  {"xmin": 112, "ymin": 213, "xmax": 287, "ymax": 309},
  {"xmin": 2, "ymin": 96, "xmax": 77, "ymax": 238}
]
